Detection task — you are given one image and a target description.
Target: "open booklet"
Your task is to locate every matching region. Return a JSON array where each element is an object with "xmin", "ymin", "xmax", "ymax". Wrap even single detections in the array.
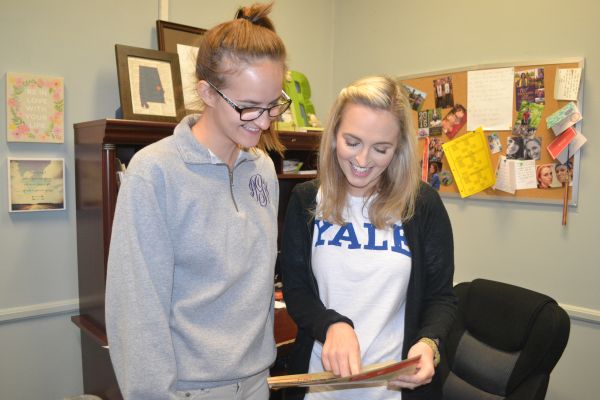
[{"xmin": 268, "ymin": 355, "xmax": 421, "ymax": 389}]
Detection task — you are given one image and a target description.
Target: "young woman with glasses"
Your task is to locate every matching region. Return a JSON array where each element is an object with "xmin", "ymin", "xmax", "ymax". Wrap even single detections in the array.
[{"xmin": 106, "ymin": 3, "xmax": 290, "ymax": 399}]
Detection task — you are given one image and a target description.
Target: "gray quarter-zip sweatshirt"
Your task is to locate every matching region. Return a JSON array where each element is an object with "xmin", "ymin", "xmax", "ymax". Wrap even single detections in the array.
[{"xmin": 105, "ymin": 114, "xmax": 279, "ymax": 399}]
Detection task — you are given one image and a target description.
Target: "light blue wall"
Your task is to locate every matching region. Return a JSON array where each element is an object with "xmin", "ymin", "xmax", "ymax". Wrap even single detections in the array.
[
  {"xmin": 332, "ymin": 1, "xmax": 600, "ymax": 399},
  {"xmin": 1, "ymin": 0, "xmax": 162, "ymax": 398},
  {"xmin": 0, "ymin": 1, "xmax": 333, "ymax": 399},
  {"xmin": 1, "ymin": 0, "xmax": 597, "ymax": 399}
]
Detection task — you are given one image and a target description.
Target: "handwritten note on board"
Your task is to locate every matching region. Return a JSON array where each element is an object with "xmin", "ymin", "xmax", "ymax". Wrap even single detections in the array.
[
  {"xmin": 554, "ymin": 68, "xmax": 582, "ymax": 101},
  {"xmin": 467, "ymin": 68, "xmax": 514, "ymax": 131},
  {"xmin": 493, "ymin": 156, "xmax": 516, "ymax": 194}
]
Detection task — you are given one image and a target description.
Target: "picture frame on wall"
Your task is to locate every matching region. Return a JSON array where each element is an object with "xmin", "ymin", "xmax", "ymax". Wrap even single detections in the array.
[
  {"xmin": 7, "ymin": 158, "xmax": 66, "ymax": 212},
  {"xmin": 157, "ymin": 20, "xmax": 207, "ymax": 113},
  {"xmin": 5, "ymin": 72, "xmax": 65, "ymax": 143},
  {"xmin": 115, "ymin": 44, "xmax": 184, "ymax": 122}
]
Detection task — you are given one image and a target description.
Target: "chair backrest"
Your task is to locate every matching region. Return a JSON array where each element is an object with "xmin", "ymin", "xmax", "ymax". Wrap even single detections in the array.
[{"xmin": 442, "ymin": 279, "xmax": 570, "ymax": 400}]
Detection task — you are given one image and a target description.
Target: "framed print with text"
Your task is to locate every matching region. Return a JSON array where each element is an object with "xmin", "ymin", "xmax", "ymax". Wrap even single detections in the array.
[
  {"xmin": 157, "ymin": 20, "xmax": 207, "ymax": 113},
  {"xmin": 115, "ymin": 44, "xmax": 184, "ymax": 122},
  {"xmin": 8, "ymin": 158, "xmax": 65, "ymax": 212},
  {"xmin": 6, "ymin": 72, "xmax": 64, "ymax": 143}
]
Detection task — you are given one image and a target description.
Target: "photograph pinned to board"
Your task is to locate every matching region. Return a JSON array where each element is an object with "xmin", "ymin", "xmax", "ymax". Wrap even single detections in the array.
[
  {"xmin": 115, "ymin": 44, "xmax": 184, "ymax": 122},
  {"xmin": 403, "ymin": 83, "xmax": 427, "ymax": 112},
  {"xmin": 417, "ymin": 108, "xmax": 443, "ymax": 137},
  {"xmin": 514, "ymin": 68, "xmax": 546, "ymax": 111},
  {"xmin": 487, "ymin": 133, "xmax": 502, "ymax": 154},
  {"xmin": 441, "ymin": 104, "xmax": 467, "ymax": 139},
  {"xmin": 512, "ymin": 101, "xmax": 544, "ymax": 138},
  {"xmin": 6, "ymin": 72, "xmax": 64, "ymax": 143},
  {"xmin": 156, "ymin": 20, "xmax": 207, "ymax": 113},
  {"xmin": 7, "ymin": 158, "xmax": 65, "ymax": 212},
  {"xmin": 432, "ymin": 76, "xmax": 454, "ymax": 109}
]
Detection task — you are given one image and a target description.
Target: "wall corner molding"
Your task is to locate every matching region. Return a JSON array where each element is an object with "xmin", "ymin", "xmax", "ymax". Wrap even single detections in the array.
[
  {"xmin": 561, "ymin": 303, "xmax": 600, "ymax": 324},
  {"xmin": 0, "ymin": 298, "xmax": 79, "ymax": 324}
]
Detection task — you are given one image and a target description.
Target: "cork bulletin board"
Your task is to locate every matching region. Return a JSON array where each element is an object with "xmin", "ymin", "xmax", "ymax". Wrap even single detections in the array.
[{"xmin": 400, "ymin": 58, "xmax": 584, "ymax": 205}]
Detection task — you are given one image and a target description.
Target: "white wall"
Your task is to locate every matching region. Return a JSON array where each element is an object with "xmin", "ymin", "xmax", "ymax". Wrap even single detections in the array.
[{"xmin": 332, "ymin": 1, "xmax": 600, "ymax": 399}]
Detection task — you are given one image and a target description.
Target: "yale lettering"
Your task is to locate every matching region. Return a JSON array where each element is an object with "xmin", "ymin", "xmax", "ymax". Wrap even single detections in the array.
[{"xmin": 314, "ymin": 219, "xmax": 410, "ymax": 256}]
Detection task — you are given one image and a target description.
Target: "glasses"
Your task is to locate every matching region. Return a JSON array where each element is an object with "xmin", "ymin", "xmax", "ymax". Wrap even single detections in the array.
[{"xmin": 206, "ymin": 81, "xmax": 292, "ymax": 121}]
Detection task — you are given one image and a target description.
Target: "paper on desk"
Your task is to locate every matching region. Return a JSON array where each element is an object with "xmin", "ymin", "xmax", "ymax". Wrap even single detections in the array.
[
  {"xmin": 274, "ymin": 300, "xmax": 287, "ymax": 309},
  {"xmin": 442, "ymin": 127, "xmax": 495, "ymax": 198},
  {"xmin": 467, "ymin": 68, "xmax": 514, "ymax": 131},
  {"xmin": 555, "ymin": 68, "xmax": 582, "ymax": 101}
]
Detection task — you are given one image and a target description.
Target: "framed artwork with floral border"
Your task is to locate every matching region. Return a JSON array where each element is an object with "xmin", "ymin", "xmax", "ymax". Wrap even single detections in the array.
[
  {"xmin": 5, "ymin": 72, "xmax": 64, "ymax": 143},
  {"xmin": 7, "ymin": 158, "xmax": 66, "ymax": 212}
]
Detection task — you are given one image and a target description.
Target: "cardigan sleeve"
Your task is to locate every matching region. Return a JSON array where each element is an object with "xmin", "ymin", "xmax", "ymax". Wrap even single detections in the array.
[
  {"xmin": 413, "ymin": 184, "xmax": 457, "ymax": 344},
  {"xmin": 280, "ymin": 181, "xmax": 354, "ymax": 343}
]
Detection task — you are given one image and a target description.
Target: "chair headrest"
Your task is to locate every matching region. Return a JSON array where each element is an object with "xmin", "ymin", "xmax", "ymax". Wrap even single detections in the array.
[{"xmin": 461, "ymin": 279, "xmax": 556, "ymax": 351}]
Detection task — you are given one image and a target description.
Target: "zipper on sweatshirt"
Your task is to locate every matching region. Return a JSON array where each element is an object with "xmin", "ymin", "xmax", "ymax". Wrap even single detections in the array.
[
  {"xmin": 227, "ymin": 168, "xmax": 239, "ymax": 212},
  {"xmin": 218, "ymin": 158, "xmax": 249, "ymax": 213}
]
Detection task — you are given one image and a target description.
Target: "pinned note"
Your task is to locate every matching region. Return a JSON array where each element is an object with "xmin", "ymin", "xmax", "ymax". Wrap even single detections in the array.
[
  {"xmin": 555, "ymin": 68, "xmax": 582, "ymax": 101},
  {"xmin": 546, "ymin": 102, "xmax": 582, "ymax": 135},
  {"xmin": 442, "ymin": 127, "xmax": 495, "ymax": 198},
  {"xmin": 493, "ymin": 156, "xmax": 516, "ymax": 194}
]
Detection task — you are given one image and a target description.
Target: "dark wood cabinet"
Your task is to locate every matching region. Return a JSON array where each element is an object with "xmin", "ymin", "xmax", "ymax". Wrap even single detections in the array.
[{"xmin": 72, "ymin": 119, "xmax": 316, "ymax": 399}]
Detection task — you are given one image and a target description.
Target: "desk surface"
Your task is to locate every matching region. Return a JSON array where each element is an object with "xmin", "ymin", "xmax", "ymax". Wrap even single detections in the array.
[{"xmin": 274, "ymin": 308, "xmax": 297, "ymax": 344}]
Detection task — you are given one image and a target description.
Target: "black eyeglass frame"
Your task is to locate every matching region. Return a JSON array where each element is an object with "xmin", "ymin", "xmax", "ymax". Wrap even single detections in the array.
[{"xmin": 206, "ymin": 81, "xmax": 292, "ymax": 121}]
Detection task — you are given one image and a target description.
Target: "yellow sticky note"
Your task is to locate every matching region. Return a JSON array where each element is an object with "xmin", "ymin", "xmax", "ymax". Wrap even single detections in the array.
[{"xmin": 442, "ymin": 127, "xmax": 495, "ymax": 198}]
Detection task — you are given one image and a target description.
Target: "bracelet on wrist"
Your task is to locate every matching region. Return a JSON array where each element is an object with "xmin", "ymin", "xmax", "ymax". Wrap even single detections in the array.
[{"xmin": 418, "ymin": 337, "xmax": 440, "ymax": 367}]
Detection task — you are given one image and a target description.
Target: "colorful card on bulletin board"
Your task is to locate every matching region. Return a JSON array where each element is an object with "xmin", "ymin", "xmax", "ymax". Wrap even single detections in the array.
[
  {"xmin": 6, "ymin": 72, "xmax": 64, "ymax": 143},
  {"xmin": 400, "ymin": 58, "xmax": 584, "ymax": 205},
  {"xmin": 442, "ymin": 128, "xmax": 495, "ymax": 198}
]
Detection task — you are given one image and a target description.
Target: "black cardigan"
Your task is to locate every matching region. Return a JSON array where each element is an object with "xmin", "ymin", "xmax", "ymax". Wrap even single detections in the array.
[{"xmin": 280, "ymin": 180, "xmax": 457, "ymax": 400}]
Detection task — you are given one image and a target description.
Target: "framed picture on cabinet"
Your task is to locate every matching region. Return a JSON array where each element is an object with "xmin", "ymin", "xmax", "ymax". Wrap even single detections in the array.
[
  {"xmin": 7, "ymin": 157, "xmax": 65, "ymax": 212},
  {"xmin": 115, "ymin": 44, "xmax": 184, "ymax": 122},
  {"xmin": 157, "ymin": 20, "xmax": 207, "ymax": 113}
]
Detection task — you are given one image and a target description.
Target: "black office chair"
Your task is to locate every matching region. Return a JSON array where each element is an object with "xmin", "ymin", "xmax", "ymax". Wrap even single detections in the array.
[{"xmin": 442, "ymin": 279, "xmax": 570, "ymax": 400}]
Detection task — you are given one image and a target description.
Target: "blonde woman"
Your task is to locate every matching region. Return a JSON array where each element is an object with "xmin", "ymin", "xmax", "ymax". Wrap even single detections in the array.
[{"xmin": 281, "ymin": 76, "xmax": 456, "ymax": 400}]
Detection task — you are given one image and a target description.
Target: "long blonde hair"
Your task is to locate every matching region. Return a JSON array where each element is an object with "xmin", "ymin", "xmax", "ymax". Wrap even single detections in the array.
[
  {"xmin": 195, "ymin": 2, "xmax": 286, "ymax": 153},
  {"xmin": 318, "ymin": 76, "xmax": 420, "ymax": 228}
]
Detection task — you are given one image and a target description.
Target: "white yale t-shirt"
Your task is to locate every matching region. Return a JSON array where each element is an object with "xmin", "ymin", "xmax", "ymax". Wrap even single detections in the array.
[{"xmin": 306, "ymin": 193, "xmax": 412, "ymax": 400}]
